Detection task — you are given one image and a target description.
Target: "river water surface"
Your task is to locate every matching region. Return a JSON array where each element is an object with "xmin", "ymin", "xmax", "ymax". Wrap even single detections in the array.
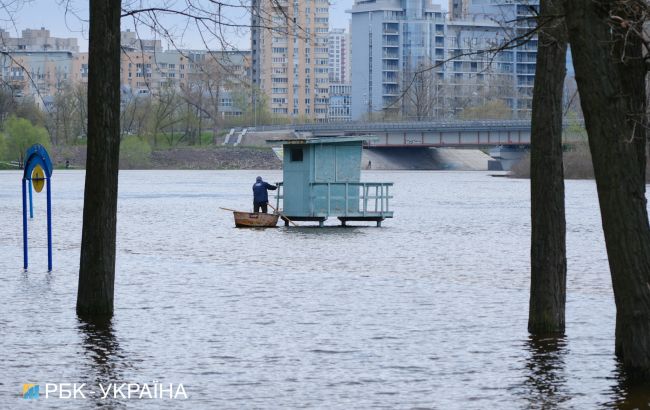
[{"xmin": 1, "ymin": 170, "xmax": 649, "ymax": 409}]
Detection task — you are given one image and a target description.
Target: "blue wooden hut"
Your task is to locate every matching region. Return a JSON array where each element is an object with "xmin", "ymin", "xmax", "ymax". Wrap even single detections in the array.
[{"xmin": 272, "ymin": 137, "xmax": 393, "ymax": 226}]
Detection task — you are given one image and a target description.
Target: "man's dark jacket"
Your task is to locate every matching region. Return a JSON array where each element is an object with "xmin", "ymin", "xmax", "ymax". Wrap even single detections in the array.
[{"xmin": 253, "ymin": 181, "xmax": 277, "ymax": 203}]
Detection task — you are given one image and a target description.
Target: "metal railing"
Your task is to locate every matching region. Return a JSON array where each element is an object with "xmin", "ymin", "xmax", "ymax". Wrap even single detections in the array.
[
  {"xmin": 295, "ymin": 119, "xmax": 534, "ymax": 132},
  {"xmin": 274, "ymin": 182, "xmax": 394, "ymax": 218},
  {"xmin": 246, "ymin": 119, "xmax": 585, "ymax": 134},
  {"xmin": 309, "ymin": 182, "xmax": 393, "ymax": 218}
]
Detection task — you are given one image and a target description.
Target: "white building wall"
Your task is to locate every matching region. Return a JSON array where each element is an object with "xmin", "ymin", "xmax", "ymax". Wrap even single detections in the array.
[{"xmin": 349, "ymin": 0, "xmax": 538, "ymax": 119}]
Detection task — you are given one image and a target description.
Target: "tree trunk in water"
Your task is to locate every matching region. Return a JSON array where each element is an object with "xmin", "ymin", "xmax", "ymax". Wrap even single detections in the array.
[
  {"xmin": 76, "ymin": 0, "xmax": 121, "ymax": 319},
  {"xmin": 528, "ymin": 0, "xmax": 568, "ymax": 335},
  {"xmin": 565, "ymin": 0, "xmax": 650, "ymax": 379}
]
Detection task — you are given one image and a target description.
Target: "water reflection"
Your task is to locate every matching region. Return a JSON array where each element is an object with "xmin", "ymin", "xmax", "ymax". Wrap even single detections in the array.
[
  {"xmin": 77, "ymin": 317, "xmax": 127, "ymax": 408},
  {"xmin": 606, "ymin": 362, "xmax": 650, "ymax": 409},
  {"xmin": 2, "ymin": 171, "xmax": 644, "ymax": 407},
  {"xmin": 522, "ymin": 335, "xmax": 570, "ymax": 408}
]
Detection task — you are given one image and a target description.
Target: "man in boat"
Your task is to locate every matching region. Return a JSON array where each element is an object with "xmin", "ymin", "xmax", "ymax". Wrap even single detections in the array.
[{"xmin": 253, "ymin": 176, "xmax": 277, "ymax": 213}]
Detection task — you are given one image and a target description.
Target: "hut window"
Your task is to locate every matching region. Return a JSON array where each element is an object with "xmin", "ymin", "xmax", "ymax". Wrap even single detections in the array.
[{"xmin": 290, "ymin": 148, "xmax": 303, "ymax": 162}]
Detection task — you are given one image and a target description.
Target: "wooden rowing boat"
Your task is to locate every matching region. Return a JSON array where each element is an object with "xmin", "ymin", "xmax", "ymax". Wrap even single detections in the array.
[
  {"xmin": 233, "ymin": 211, "xmax": 279, "ymax": 228},
  {"xmin": 219, "ymin": 207, "xmax": 280, "ymax": 227}
]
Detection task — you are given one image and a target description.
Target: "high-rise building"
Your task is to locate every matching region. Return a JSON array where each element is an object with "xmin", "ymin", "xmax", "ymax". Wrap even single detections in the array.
[
  {"xmin": 328, "ymin": 83, "xmax": 351, "ymax": 121},
  {"xmin": 459, "ymin": 0, "xmax": 539, "ymax": 113},
  {"xmin": 449, "ymin": 0, "xmax": 469, "ymax": 20},
  {"xmin": 251, "ymin": 0, "xmax": 330, "ymax": 121},
  {"xmin": 349, "ymin": 0, "xmax": 538, "ymax": 120},
  {"xmin": 349, "ymin": 0, "xmax": 447, "ymax": 119},
  {"xmin": 328, "ymin": 28, "xmax": 348, "ymax": 83}
]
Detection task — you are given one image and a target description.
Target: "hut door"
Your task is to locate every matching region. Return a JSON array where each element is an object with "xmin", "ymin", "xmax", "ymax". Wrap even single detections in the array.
[
  {"xmin": 335, "ymin": 144, "xmax": 362, "ymax": 182},
  {"xmin": 313, "ymin": 145, "xmax": 336, "ymax": 215},
  {"xmin": 283, "ymin": 146, "xmax": 309, "ymax": 216},
  {"xmin": 334, "ymin": 144, "xmax": 362, "ymax": 214}
]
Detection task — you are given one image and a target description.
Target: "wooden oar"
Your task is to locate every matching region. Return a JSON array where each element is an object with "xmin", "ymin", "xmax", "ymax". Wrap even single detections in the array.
[
  {"xmin": 267, "ymin": 203, "xmax": 299, "ymax": 227},
  {"xmin": 219, "ymin": 207, "xmax": 239, "ymax": 212}
]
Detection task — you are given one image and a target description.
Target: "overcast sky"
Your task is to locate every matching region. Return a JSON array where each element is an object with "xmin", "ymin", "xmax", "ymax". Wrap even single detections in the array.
[{"xmin": 2, "ymin": 0, "xmax": 446, "ymax": 51}]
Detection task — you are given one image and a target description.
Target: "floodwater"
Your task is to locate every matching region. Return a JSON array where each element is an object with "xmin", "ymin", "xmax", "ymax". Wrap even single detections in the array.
[{"xmin": 1, "ymin": 170, "xmax": 649, "ymax": 409}]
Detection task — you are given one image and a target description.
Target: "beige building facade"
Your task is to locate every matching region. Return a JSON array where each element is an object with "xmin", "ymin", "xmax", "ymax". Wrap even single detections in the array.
[
  {"xmin": 0, "ymin": 28, "xmax": 78, "ymax": 100},
  {"xmin": 252, "ymin": 0, "xmax": 330, "ymax": 121},
  {"xmin": 1, "ymin": 51, "xmax": 75, "ymax": 100}
]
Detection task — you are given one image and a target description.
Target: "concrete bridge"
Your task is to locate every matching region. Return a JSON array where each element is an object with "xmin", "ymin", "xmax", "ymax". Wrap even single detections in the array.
[
  {"xmin": 247, "ymin": 119, "xmax": 584, "ymax": 170},
  {"xmin": 292, "ymin": 120, "xmax": 535, "ymax": 148}
]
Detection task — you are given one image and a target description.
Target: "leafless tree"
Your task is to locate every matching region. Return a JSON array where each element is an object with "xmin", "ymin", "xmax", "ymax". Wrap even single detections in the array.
[
  {"xmin": 74, "ymin": 0, "xmax": 296, "ymax": 319},
  {"xmin": 403, "ymin": 63, "xmax": 441, "ymax": 120},
  {"xmin": 181, "ymin": 55, "xmax": 227, "ymax": 141}
]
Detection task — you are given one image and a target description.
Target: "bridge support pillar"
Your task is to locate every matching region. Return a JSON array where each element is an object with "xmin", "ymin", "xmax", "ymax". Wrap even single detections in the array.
[{"xmin": 488, "ymin": 146, "xmax": 528, "ymax": 171}]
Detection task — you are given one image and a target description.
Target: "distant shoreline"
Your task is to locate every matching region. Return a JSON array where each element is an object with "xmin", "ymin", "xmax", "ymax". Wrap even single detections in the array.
[
  {"xmin": 1, "ymin": 145, "xmax": 498, "ymax": 171},
  {"xmin": 50, "ymin": 145, "xmax": 283, "ymax": 171}
]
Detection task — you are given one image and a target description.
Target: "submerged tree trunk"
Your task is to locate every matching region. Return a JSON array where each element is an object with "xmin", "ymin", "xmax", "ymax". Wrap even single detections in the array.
[
  {"xmin": 565, "ymin": 1, "xmax": 650, "ymax": 379},
  {"xmin": 528, "ymin": 0, "xmax": 568, "ymax": 335},
  {"xmin": 77, "ymin": 0, "xmax": 122, "ymax": 319}
]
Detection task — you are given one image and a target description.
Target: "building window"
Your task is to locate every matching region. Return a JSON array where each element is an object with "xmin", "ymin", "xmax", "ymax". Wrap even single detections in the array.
[{"xmin": 290, "ymin": 148, "xmax": 303, "ymax": 162}]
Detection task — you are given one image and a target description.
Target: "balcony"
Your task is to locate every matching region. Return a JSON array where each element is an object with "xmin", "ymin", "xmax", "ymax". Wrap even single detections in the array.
[
  {"xmin": 382, "ymin": 73, "xmax": 398, "ymax": 83},
  {"xmin": 382, "ymin": 23, "xmax": 399, "ymax": 35},
  {"xmin": 383, "ymin": 85, "xmax": 400, "ymax": 96}
]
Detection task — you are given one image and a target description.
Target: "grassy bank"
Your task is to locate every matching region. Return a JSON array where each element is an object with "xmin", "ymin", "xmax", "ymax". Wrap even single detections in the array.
[{"xmin": 51, "ymin": 145, "xmax": 281, "ymax": 170}]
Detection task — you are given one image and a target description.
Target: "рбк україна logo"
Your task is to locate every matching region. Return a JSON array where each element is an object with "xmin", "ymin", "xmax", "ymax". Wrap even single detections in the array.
[{"xmin": 23, "ymin": 384, "xmax": 39, "ymax": 399}]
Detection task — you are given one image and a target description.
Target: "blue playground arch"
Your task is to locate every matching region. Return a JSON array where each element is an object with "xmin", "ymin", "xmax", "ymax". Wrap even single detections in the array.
[{"xmin": 22, "ymin": 144, "xmax": 53, "ymax": 271}]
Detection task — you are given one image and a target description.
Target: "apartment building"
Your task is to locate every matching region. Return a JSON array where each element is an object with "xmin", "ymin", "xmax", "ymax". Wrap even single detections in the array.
[
  {"xmin": 328, "ymin": 28, "xmax": 349, "ymax": 84},
  {"xmin": 121, "ymin": 29, "xmax": 162, "ymax": 53},
  {"xmin": 183, "ymin": 50, "xmax": 252, "ymax": 118},
  {"xmin": 251, "ymin": 0, "xmax": 330, "ymax": 121},
  {"xmin": 73, "ymin": 48, "xmax": 251, "ymax": 117},
  {"xmin": 349, "ymin": 0, "xmax": 539, "ymax": 120},
  {"xmin": 0, "ymin": 27, "xmax": 78, "ymax": 52},
  {"xmin": 71, "ymin": 50, "xmax": 191, "ymax": 96},
  {"xmin": 448, "ymin": 0, "xmax": 469, "ymax": 20},
  {"xmin": 0, "ymin": 28, "xmax": 251, "ymax": 120},
  {"xmin": 349, "ymin": 0, "xmax": 446, "ymax": 119},
  {"xmin": 328, "ymin": 83, "xmax": 351, "ymax": 121},
  {"xmin": 0, "ymin": 28, "xmax": 78, "ymax": 100},
  {"xmin": 0, "ymin": 50, "xmax": 75, "ymax": 99}
]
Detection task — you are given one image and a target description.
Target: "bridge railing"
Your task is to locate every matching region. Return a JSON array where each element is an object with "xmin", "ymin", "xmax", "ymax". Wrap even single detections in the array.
[
  {"xmin": 292, "ymin": 119, "xmax": 534, "ymax": 132},
  {"xmin": 246, "ymin": 118, "xmax": 585, "ymax": 133}
]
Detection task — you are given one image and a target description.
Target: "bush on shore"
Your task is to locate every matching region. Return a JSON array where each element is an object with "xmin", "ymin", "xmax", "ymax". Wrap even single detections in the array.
[
  {"xmin": 510, "ymin": 142, "xmax": 650, "ymax": 180},
  {"xmin": 119, "ymin": 135, "xmax": 152, "ymax": 169},
  {"xmin": 0, "ymin": 116, "xmax": 50, "ymax": 165}
]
